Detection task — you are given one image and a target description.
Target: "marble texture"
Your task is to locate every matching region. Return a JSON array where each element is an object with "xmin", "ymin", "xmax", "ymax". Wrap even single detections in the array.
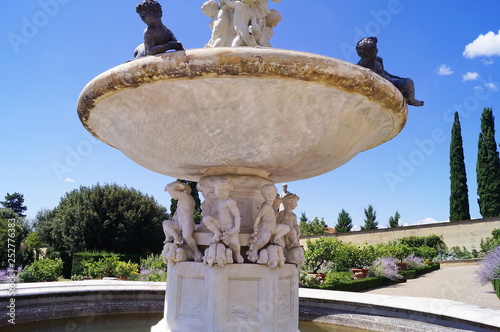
[
  {"xmin": 77, "ymin": 47, "xmax": 407, "ymax": 183},
  {"xmin": 156, "ymin": 262, "xmax": 299, "ymax": 332}
]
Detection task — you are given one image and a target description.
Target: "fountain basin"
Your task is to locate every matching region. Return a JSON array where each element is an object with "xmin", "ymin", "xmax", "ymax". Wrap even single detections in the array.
[
  {"xmin": 3, "ymin": 281, "xmax": 499, "ymax": 331},
  {"xmin": 77, "ymin": 47, "xmax": 407, "ymax": 183}
]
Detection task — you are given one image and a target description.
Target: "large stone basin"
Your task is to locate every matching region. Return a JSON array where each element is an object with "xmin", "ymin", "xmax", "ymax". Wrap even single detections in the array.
[{"xmin": 77, "ymin": 47, "xmax": 407, "ymax": 183}]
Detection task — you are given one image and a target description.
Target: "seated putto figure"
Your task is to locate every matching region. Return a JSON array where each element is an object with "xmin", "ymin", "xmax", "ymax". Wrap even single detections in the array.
[
  {"xmin": 202, "ymin": 177, "xmax": 244, "ymax": 264},
  {"xmin": 356, "ymin": 37, "xmax": 424, "ymax": 107},
  {"xmin": 162, "ymin": 181, "xmax": 203, "ymax": 263},
  {"xmin": 134, "ymin": 0, "xmax": 184, "ymax": 58},
  {"xmin": 247, "ymin": 184, "xmax": 290, "ymax": 263},
  {"xmin": 276, "ymin": 193, "xmax": 301, "ymax": 249}
]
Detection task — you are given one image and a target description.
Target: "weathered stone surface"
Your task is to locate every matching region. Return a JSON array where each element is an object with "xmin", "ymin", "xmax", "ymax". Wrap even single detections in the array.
[{"xmin": 77, "ymin": 47, "xmax": 407, "ymax": 183}]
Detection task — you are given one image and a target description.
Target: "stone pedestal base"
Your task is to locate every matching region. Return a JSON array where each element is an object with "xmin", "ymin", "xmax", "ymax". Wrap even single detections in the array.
[{"xmin": 152, "ymin": 262, "xmax": 299, "ymax": 332}]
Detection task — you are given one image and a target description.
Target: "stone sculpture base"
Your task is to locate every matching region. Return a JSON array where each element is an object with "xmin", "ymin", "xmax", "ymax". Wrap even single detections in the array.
[{"xmin": 151, "ymin": 262, "xmax": 299, "ymax": 332}]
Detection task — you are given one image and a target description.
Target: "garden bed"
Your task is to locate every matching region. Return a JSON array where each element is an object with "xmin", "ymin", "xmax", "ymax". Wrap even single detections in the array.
[{"xmin": 301, "ymin": 263, "xmax": 441, "ymax": 292}]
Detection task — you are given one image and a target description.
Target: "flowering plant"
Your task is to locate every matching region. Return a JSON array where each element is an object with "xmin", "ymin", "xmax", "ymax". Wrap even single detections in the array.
[
  {"xmin": 404, "ymin": 254, "xmax": 424, "ymax": 270},
  {"xmin": 476, "ymin": 246, "xmax": 500, "ymax": 285},
  {"xmin": 369, "ymin": 257, "xmax": 403, "ymax": 281}
]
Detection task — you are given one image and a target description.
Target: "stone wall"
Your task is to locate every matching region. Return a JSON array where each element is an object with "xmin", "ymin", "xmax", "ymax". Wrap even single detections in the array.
[{"xmin": 300, "ymin": 218, "xmax": 500, "ymax": 251}]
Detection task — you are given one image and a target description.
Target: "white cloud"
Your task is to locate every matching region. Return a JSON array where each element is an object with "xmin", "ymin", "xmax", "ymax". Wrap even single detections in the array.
[
  {"xmin": 352, "ymin": 225, "xmax": 361, "ymax": 232},
  {"xmin": 462, "ymin": 72, "xmax": 479, "ymax": 81},
  {"xmin": 463, "ymin": 30, "xmax": 500, "ymax": 58},
  {"xmin": 485, "ymin": 82, "xmax": 499, "ymax": 91},
  {"xmin": 411, "ymin": 218, "xmax": 449, "ymax": 226},
  {"xmin": 64, "ymin": 177, "xmax": 75, "ymax": 182},
  {"xmin": 437, "ymin": 64, "xmax": 453, "ymax": 76},
  {"xmin": 481, "ymin": 59, "xmax": 494, "ymax": 66}
]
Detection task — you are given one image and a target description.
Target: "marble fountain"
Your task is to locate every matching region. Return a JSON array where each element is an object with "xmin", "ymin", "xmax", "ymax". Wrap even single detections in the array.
[{"xmin": 75, "ymin": 0, "xmax": 411, "ymax": 331}]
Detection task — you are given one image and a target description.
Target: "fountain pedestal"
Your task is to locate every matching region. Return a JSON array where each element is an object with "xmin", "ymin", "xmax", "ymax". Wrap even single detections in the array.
[{"xmin": 152, "ymin": 262, "xmax": 299, "ymax": 332}]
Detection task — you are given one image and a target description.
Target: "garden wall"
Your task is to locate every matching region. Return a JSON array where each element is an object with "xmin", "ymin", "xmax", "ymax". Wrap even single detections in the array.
[{"xmin": 300, "ymin": 217, "xmax": 500, "ymax": 251}]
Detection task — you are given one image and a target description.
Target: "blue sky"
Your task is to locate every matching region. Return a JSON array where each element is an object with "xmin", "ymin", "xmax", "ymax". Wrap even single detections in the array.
[{"xmin": 1, "ymin": 1, "xmax": 500, "ymax": 230}]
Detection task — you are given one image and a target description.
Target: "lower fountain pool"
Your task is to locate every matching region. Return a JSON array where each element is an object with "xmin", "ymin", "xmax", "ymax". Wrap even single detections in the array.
[{"xmin": 9, "ymin": 313, "xmax": 373, "ymax": 332}]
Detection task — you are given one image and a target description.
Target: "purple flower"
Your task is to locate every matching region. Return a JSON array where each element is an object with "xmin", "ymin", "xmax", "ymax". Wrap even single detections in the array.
[
  {"xmin": 370, "ymin": 257, "xmax": 403, "ymax": 281},
  {"xmin": 476, "ymin": 246, "xmax": 500, "ymax": 285},
  {"xmin": 404, "ymin": 254, "xmax": 424, "ymax": 270}
]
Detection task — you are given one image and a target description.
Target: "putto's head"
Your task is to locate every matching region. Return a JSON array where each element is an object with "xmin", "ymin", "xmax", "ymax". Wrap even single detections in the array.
[
  {"xmin": 136, "ymin": 0, "xmax": 163, "ymax": 17},
  {"xmin": 282, "ymin": 193, "xmax": 299, "ymax": 209},
  {"xmin": 356, "ymin": 37, "xmax": 378, "ymax": 58}
]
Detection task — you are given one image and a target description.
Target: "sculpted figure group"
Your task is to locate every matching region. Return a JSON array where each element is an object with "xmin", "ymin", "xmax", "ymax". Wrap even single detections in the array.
[
  {"xmin": 161, "ymin": 178, "xmax": 304, "ymax": 269},
  {"xmin": 201, "ymin": 0, "xmax": 282, "ymax": 47}
]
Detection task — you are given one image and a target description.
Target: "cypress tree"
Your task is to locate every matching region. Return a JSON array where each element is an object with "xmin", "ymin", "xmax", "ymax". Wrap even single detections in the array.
[
  {"xmin": 334, "ymin": 209, "xmax": 352, "ymax": 233},
  {"xmin": 476, "ymin": 108, "xmax": 500, "ymax": 218},
  {"xmin": 388, "ymin": 210, "xmax": 401, "ymax": 228},
  {"xmin": 449, "ymin": 112, "xmax": 471, "ymax": 221},
  {"xmin": 361, "ymin": 205, "xmax": 378, "ymax": 230}
]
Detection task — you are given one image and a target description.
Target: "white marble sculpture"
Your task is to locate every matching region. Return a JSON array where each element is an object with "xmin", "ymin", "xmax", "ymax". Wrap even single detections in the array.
[
  {"xmin": 276, "ymin": 193, "xmax": 301, "ymax": 249},
  {"xmin": 201, "ymin": 0, "xmax": 282, "ymax": 47},
  {"xmin": 202, "ymin": 177, "xmax": 245, "ymax": 264},
  {"xmin": 161, "ymin": 181, "xmax": 203, "ymax": 264},
  {"xmin": 247, "ymin": 184, "xmax": 290, "ymax": 265}
]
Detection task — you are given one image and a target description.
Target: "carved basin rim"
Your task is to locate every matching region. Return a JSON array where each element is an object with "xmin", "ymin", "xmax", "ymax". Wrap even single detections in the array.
[{"xmin": 77, "ymin": 47, "xmax": 408, "ymax": 182}]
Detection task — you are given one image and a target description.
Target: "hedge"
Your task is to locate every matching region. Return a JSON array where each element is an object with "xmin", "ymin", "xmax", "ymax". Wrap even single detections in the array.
[
  {"xmin": 399, "ymin": 263, "xmax": 440, "ymax": 279},
  {"xmin": 319, "ymin": 276, "xmax": 406, "ymax": 292},
  {"xmin": 71, "ymin": 252, "xmax": 144, "ymax": 277}
]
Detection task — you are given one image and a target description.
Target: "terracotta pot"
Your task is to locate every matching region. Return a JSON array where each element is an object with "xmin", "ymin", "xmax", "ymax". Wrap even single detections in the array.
[
  {"xmin": 396, "ymin": 262, "xmax": 408, "ymax": 271},
  {"xmin": 351, "ymin": 268, "xmax": 369, "ymax": 279},
  {"xmin": 315, "ymin": 273, "xmax": 326, "ymax": 284}
]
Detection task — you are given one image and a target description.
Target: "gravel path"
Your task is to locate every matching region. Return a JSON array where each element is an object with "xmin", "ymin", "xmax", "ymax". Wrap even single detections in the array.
[{"xmin": 364, "ymin": 265, "xmax": 500, "ymax": 310}]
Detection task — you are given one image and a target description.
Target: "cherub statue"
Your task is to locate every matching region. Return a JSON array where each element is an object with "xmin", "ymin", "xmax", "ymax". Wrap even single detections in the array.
[
  {"xmin": 356, "ymin": 37, "xmax": 424, "ymax": 107},
  {"xmin": 202, "ymin": 177, "xmax": 244, "ymax": 264},
  {"xmin": 247, "ymin": 184, "xmax": 290, "ymax": 263},
  {"xmin": 162, "ymin": 181, "xmax": 203, "ymax": 263},
  {"xmin": 276, "ymin": 193, "xmax": 301, "ymax": 249},
  {"xmin": 201, "ymin": 0, "xmax": 282, "ymax": 47},
  {"xmin": 134, "ymin": 0, "xmax": 184, "ymax": 58},
  {"xmin": 201, "ymin": 0, "xmax": 235, "ymax": 47}
]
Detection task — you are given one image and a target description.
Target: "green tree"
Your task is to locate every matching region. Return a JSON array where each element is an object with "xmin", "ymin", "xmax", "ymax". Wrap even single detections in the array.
[
  {"xmin": 36, "ymin": 183, "xmax": 168, "ymax": 256},
  {"xmin": 476, "ymin": 108, "xmax": 500, "ymax": 217},
  {"xmin": 449, "ymin": 112, "xmax": 471, "ymax": 221},
  {"xmin": 1, "ymin": 192, "xmax": 27, "ymax": 217},
  {"xmin": 361, "ymin": 205, "xmax": 378, "ymax": 230},
  {"xmin": 299, "ymin": 217, "xmax": 327, "ymax": 236},
  {"xmin": 0, "ymin": 208, "xmax": 29, "ymax": 268},
  {"xmin": 388, "ymin": 210, "xmax": 401, "ymax": 228},
  {"xmin": 334, "ymin": 209, "xmax": 352, "ymax": 233}
]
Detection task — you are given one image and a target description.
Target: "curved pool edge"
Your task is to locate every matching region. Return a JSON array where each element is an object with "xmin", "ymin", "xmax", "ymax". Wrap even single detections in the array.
[{"xmin": 2, "ymin": 281, "xmax": 499, "ymax": 331}]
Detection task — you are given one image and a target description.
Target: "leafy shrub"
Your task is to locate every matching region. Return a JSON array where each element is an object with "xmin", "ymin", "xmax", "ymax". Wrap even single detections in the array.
[
  {"xmin": 324, "ymin": 271, "xmax": 352, "ymax": 286},
  {"xmin": 480, "ymin": 229, "xmax": 500, "ymax": 254},
  {"xmin": 140, "ymin": 254, "xmax": 165, "ymax": 271},
  {"xmin": 299, "ymin": 271, "xmax": 319, "ymax": 287},
  {"xmin": 139, "ymin": 253, "xmax": 166, "ymax": 282},
  {"xmin": 476, "ymin": 246, "xmax": 500, "ymax": 285},
  {"xmin": 115, "ymin": 261, "xmax": 139, "ymax": 280},
  {"xmin": 398, "ymin": 234, "xmax": 444, "ymax": 249},
  {"xmin": 83, "ymin": 255, "xmax": 120, "ymax": 279},
  {"xmin": 71, "ymin": 274, "xmax": 84, "ymax": 281},
  {"xmin": 18, "ymin": 259, "xmax": 63, "ymax": 282},
  {"xmin": 369, "ymin": 257, "xmax": 403, "ymax": 281},
  {"xmin": 304, "ymin": 237, "xmax": 342, "ymax": 273},
  {"xmin": 413, "ymin": 246, "xmax": 437, "ymax": 260}
]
